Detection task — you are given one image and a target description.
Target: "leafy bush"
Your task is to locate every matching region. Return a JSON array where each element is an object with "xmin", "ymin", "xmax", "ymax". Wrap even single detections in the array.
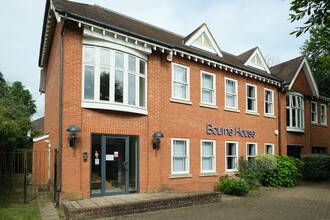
[
  {"xmin": 216, "ymin": 175, "xmax": 250, "ymax": 196},
  {"xmin": 238, "ymin": 157, "xmax": 261, "ymax": 189},
  {"xmin": 302, "ymin": 154, "xmax": 330, "ymax": 181},
  {"xmin": 256, "ymin": 154, "xmax": 277, "ymax": 184},
  {"xmin": 263, "ymin": 156, "xmax": 303, "ymax": 187}
]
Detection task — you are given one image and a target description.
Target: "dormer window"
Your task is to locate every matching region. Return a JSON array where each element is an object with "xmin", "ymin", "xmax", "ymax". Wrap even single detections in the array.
[{"xmin": 194, "ymin": 33, "xmax": 212, "ymax": 49}]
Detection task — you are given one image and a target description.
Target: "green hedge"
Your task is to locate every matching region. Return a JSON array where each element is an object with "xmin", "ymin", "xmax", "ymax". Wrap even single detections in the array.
[
  {"xmin": 216, "ymin": 175, "xmax": 249, "ymax": 196},
  {"xmin": 302, "ymin": 154, "xmax": 330, "ymax": 181},
  {"xmin": 264, "ymin": 156, "xmax": 303, "ymax": 187}
]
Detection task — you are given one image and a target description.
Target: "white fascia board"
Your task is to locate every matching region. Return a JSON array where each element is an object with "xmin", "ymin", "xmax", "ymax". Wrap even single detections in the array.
[
  {"xmin": 33, "ymin": 134, "xmax": 50, "ymax": 142},
  {"xmin": 244, "ymin": 48, "xmax": 270, "ymax": 74},
  {"xmin": 288, "ymin": 57, "xmax": 319, "ymax": 97},
  {"xmin": 184, "ymin": 25, "xmax": 223, "ymax": 57}
]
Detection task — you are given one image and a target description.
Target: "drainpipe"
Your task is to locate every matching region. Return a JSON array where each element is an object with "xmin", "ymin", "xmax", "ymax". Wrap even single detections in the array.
[
  {"xmin": 45, "ymin": 140, "xmax": 51, "ymax": 183},
  {"xmin": 277, "ymin": 87, "xmax": 282, "ymax": 155},
  {"xmin": 56, "ymin": 17, "xmax": 66, "ymax": 208}
]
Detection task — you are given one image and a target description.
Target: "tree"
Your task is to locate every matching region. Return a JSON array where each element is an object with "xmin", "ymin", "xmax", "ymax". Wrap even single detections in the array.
[
  {"xmin": 0, "ymin": 72, "xmax": 36, "ymax": 151},
  {"xmin": 289, "ymin": 0, "xmax": 330, "ymax": 37},
  {"xmin": 301, "ymin": 26, "xmax": 330, "ymax": 96}
]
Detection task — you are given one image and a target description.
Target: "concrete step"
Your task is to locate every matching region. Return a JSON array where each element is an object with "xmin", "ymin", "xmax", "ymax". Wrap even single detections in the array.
[{"xmin": 62, "ymin": 192, "xmax": 222, "ymax": 220}]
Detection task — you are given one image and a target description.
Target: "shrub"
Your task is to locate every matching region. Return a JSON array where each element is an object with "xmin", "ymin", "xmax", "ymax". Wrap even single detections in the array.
[
  {"xmin": 238, "ymin": 157, "xmax": 261, "ymax": 189},
  {"xmin": 216, "ymin": 175, "xmax": 250, "ymax": 196},
  {"xmin": 263, "ymin": 156, "xmax": 303, "ymax": 187},
  {"xmin": 256, "ymin": 154, "xmax": 277, "ymax": 184},
  {"xmin": 302, "ymin": 154, "xmax": 330, "ymax": 181}
]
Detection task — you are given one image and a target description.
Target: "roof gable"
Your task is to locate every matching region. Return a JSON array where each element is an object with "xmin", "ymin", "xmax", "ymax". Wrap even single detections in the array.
[
  {"xmin": 183, "ymin": 23, "xmax": 223, "ymax": 57},
  {"xmin": 243, "ymin": 47, "xmax": 270, "ymax": 74},
  {"xmin": 289, "ymin": 57, "xmax": 319, "ymax": 97}
]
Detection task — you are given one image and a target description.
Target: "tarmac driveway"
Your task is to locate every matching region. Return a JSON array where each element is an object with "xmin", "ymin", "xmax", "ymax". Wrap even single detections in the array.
[{"xmin": 105, "ymin": 182, "xmax": 330, "ymax": 220}]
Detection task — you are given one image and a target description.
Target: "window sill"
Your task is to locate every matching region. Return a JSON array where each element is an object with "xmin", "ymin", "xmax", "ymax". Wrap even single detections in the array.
[
  {"xmin": 311, "ymin": 122, "xmax": 319, "ymax": 126},
  {"xmin": 199, "ymin": 172, "xmax": 218, "ymax": 177},
  {"xmin": 169, "ymin": 173, "xmax": 192, "ymax": 179},
  {"xmin": 245, "ymin": 111, "xmax": 259, "ymax": 116},
  {"xmin": 170, "ymin": 98, "xmax": 192, "ymax": 105},
  {"xmin": 320, "ymin": 124, "xmax": 328, "ymax": 127},
  {"xmin": 224, "ymin": 107, "xmax": 240, "ymax": 113},
  {"xmin": 286, "ymin": 127, "xmax": 305, "ymax": 133},
  {"xmin": 225, "ymin": 170, "xmax": 238, "ymax": 174},
  {"xmin": 82, "ymin": 100, "xmax": 148, "ymax": 115},
  {"xmin": 264, "ymin": 114, "xmax": 276, "ymax": 119},
  {"xmin": 199, "ymin": 103, "xmax": 218, "ymax": 109}
]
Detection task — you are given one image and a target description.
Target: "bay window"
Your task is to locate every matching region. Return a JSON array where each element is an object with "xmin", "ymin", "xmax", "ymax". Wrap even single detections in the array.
[
  {"xmin": 286, "ymin": 93, "xmax": 304, "ymax": 132},
  {"xmin": 82, "ymin": 45, "xmax": 147, "ymax": 114}
]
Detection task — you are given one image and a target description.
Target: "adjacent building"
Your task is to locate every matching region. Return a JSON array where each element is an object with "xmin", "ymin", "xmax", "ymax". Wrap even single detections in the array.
[{"xmin": 33, "ymin": 0, "xmax": 330, "ymax": 203}]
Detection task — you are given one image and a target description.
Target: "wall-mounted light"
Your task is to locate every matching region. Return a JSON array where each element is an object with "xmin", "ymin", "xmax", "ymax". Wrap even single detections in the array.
[
  {"xmin": 153, "ymin": 131, "xmax": 164, "ymax": 150},
  {"xmin": 66, "ymin": 125, "xmax": 81, "ymax": 147}
]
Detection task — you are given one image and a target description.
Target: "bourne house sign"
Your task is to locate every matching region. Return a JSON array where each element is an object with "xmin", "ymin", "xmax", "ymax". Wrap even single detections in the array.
[{"xmin": 206, "ymin": 124, "xmax": 256, "ymax": 138}]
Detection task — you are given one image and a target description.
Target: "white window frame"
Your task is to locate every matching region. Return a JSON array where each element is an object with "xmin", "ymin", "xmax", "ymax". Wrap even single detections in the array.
[
  {"xmin": 246, "ymin": 142, "xmax": 257, "ymax": 162},
  {"xmin": 171, "ymin": 138, "xmax": 190, "ymax": 175},
  {"xmin": 311, "ymin": 101, "xmax": 318, "ymax": 124},
  {"xmin": 200, "ymin": 140, "xmax": 216, "ymax": 174},
  {"xmin": 225, "ymin": 141, "xmax": 238, "ymax": 172},
  {"xmin": 320, "ymin": 104, "xmax": 327, "ymax": 125},
  {"xmin": 264, "ymin": 89, "xmax": 274, "ymax": 116},
  {"xmin": 225, "ymin": 78, "xmax": 238, "ymax": 109},
  {"xmin": 265, "ymin": 143, "xmax": 274, "ymax": 155},
  {"xmin": 286, "ymin": 92, "xmax": 304, "ymax": 132},
  {"xmin": 200, "ymin": 71, "xmax": 216, "ymax": 106},
  {"xmin": 82, "ymin": 45, "xmax": 147, "ymax": 115},
  {"xmin": 246, "ymin": 83, "xmax": 258, "ymax": 113},
  {"xmin": 172, "ymin": 63, "xmax": 190, "ymax": 102}
]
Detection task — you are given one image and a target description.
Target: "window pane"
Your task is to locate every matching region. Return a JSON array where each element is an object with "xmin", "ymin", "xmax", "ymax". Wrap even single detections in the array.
[
  {"xmin": 139, "ymin": 77, "xmax": 145, "ymax": 107},
  {"xmin": 84, "ymin": 66, "xmax": 94, "ymax": 100},
  {"xmin": 174, "ymin": 83, "xmax": 187, "ymax": 99},
  {"xmin": 128, "ymin": 73, "xmax": 136, "ymax": 105},
  {"xmin": 84, "ymin": 47, "xmax": 95, "ymax": 63},
  {"xmin": 203, "ymin": 74, "xmax": 213, "ymax": 89},
  {"xmin": 248, "ymin": 86, "xmax": 255, "ymax": 98},
  {"xmin": 174, "ymin": 140, "xmax": 186, "ymax": 155},
  {"xmin": 100, "ymin": 68, "xmax": 110, "ymax": 101},
  {"xmin": 227, "ymin": 143, "xmax": 236, "ymax": 155},
  {"xmin": 266, "ymin": 91, "xmax": 272, "ymax": 102},
  {"xmin": 202, "ymin": 89, "xmax": 212, "ymax": 103},
  {"xmin": 100, "ymin": 49, "xmax": 110, "ymax": 65},
  {"xmin": 115, "ymin": 70, "xmax": 124, "ymax": 103},
  {"xmin": 227, "ymin": 157, "xmax": 236, "ymax": 169},
  {"xmin": 202, "ymin": 158, "xmax": 212, "ymax": 170},
  {"xmin": 174, "ymin": 66, "xmax": 187, "ymax": 83},
  {"xmin": 173, "ymin": 158, "xmax": 185, "ymax": 171},
  {"xmin": 226, "ymin": 80, "xmax": 235, "ymax": 93},
  {"xmin": 115, "ymin": 52, "xmax": 124, "ymax": 68},
  {"xmin": 139, "ymin": 60, "xmax": 146, "ymax": 75},
  {"xmin": 128, "ymin": 56, "xmax": 136, "ymax": 72},
  {"xmin": 203, "ymin": 142, "xmax": 213, "ymax": 155},
  {"xmin": 226, "ymin": 95, "xmax": 234, "ymax": 107}
]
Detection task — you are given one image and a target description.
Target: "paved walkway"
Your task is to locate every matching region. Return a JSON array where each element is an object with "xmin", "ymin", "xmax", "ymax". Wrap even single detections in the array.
[
  {"xmin": 103, "ymin": 181, "xmax": 330, "ymax": 220},
  {"xmin": 38, "ymin": 191, "xmax": 62, "ymax": 220},
  {"xmin": 39, "ymin": 181, "xmax": 330, "ymax": 220}
]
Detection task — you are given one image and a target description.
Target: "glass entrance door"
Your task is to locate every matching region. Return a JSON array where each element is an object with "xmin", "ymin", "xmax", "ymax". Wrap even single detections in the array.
[
  {"xmin": 105, "ymin": 137, "xmax": 128, "ymax": 194},
  {"xmin": 91, "ymin": 135, "xmax": 138, "ymax": 197}
]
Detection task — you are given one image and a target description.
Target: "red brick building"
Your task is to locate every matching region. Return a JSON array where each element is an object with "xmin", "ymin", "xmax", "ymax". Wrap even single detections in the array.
[{"xmin": 34, "ymin": 0, "xmax": 329, "ymax": 203}]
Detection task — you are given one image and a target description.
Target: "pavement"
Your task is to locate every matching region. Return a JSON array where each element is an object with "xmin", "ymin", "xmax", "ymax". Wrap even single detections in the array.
[{"xmin": 38, "ymin": 181, "xmax": 330, "ymax": 220}]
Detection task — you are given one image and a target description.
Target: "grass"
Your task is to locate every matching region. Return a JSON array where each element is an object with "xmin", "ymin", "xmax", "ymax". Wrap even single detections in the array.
[{"xmin": 0, "ymin": 199, "xmax": 41, "ymax": 220}]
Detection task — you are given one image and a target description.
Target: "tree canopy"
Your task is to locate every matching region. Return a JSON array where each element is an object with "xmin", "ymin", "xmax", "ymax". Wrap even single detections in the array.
[
  {"xmin": 289, "ymin": 0, "xmax": 330, "ymax": 37},
  {"xmin": 0, "ymin": 72, "xmax": 36, "ymax": 151},
  {"xmin": 301, "ymin": 26, "xmax": 330, "ymax": 96}
]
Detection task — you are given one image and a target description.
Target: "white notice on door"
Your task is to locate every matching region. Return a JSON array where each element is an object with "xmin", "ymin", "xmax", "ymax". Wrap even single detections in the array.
[
  {"xmin": 106, "ymin": 154, "xmax": 114, "ymax": 161},
  {"xmin": 95, "ymin": 158, "xmax": 100, "ymax": 165}
]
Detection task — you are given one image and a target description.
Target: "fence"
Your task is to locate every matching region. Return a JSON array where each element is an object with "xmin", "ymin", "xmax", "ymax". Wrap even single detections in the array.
[{"xmin": 0, "ymin": 149, "xmax": 52, "ymax": 206}]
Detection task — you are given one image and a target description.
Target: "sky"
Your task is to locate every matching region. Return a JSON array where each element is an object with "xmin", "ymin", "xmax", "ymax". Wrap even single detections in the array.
[{"xmin": 0, "ymin": 0, "xmax": 309, "ymax": 120}]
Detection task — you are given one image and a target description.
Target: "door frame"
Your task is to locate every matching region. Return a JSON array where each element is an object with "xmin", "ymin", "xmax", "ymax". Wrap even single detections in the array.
[{"xmin": 90, "ymin": 134, "xmax": 139, "ymax": 197}]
